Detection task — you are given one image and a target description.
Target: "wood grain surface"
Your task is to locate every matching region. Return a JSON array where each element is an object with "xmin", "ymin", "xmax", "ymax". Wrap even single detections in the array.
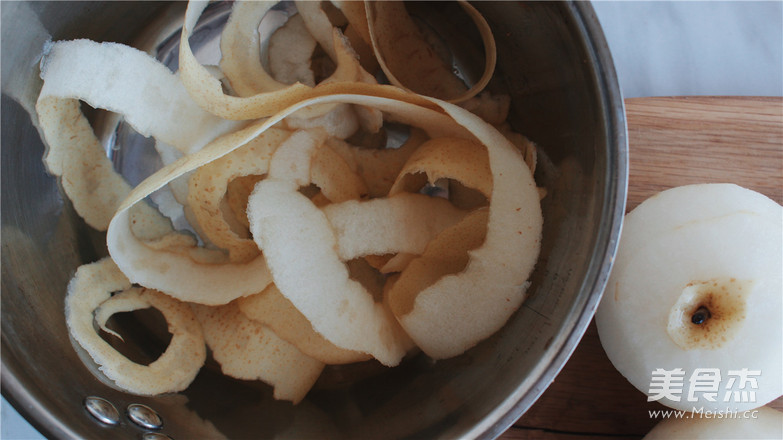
[{"xmin": 501, "ymin": 96, "xmax": 783, "ymax": 439}]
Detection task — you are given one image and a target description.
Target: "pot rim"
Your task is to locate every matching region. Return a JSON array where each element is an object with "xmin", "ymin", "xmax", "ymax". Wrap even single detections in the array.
[{"xmin": 470, "ymin": 1, "xmax": 628, "ymax": 438}]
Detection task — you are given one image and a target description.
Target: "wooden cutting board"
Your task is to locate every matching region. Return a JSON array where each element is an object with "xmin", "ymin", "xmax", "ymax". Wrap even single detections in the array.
[{"xmin": 502, "ymin": 96, "xmax": 783, "ymax": 439}]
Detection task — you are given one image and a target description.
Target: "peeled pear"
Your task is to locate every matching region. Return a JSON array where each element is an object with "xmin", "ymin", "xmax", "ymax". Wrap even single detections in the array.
[
  {"xmin": 643, "ymin": 406, "xmax": 783, "ymax": 439},
  {"xmin": 596, "ymin": 184, "xmax": 782, "ymax": 412}
]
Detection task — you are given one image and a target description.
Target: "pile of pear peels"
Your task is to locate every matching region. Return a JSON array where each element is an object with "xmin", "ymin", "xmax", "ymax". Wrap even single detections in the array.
[{"xmin": 36, "ymin": 0, "xmax": 543, "ymax": 404}]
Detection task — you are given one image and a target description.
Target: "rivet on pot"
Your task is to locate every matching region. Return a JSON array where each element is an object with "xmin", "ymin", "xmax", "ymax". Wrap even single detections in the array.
[
  {"xmin": 83, "ymin": 396, "xmax": 120, "ymax": 426},
  {"xmin": 127, "ymin": 403, "xmax": 163, "ymax": 430},
  {"xmin": 142, "ymin": 433, "xmax": 173, "ymax": 440}
]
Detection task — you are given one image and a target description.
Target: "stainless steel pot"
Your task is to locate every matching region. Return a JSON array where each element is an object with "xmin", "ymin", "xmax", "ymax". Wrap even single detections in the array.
[{"xmin": 1, "ymin": 2, "xmax": 627, "ymax": 438}]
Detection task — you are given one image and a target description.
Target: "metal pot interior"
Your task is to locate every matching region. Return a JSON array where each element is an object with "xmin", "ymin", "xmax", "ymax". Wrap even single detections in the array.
[{"xmin": 1, "ymin": 2, "xmax": 626, "ymax": 439}]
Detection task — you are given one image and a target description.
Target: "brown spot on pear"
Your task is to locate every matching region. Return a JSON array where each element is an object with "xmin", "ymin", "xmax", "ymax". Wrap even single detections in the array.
[{"xmin": 667, "ymin": 278, "xmax": 751, "ymax": 350}]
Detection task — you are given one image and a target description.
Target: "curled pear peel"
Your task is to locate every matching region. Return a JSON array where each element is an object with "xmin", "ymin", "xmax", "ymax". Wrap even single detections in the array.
[
  {"xmin": 365, "ymin": 0, "xmax": 496, "ymax": 103},
  {"xmin": 66, "ymin": 258, "xmax": 206, "ymax": 395},
  {"xmin": 191, "ymin": 301, "xmax": 324, "ymax": 404},
  {"xmin": 36, "ymin": 40, "xmax": 238, "ymax": 230},
  {"xmin": 237, "ymin": 284, "xmax": 371, "ymax": 365},
  {"xmin": 42, "ymin": 0, "xmax": 543, "ymax": 405}
]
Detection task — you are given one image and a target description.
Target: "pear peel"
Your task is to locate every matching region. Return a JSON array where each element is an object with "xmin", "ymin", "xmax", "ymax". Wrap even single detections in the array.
[
  {"xmin": 41, "ymin": 0, "xmax": 544, "ymax": 404},
  {"xmin": 597, "ymin": 184, "xmax": 783, "ymax": 413},
  {"xmin": 66, "ymin": 258, "xmax": 206, "ymax": 395}
]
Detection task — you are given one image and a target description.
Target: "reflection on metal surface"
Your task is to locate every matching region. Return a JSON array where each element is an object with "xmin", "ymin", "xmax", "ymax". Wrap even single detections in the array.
[
  {"xmin": 83, "ymin": 396, "xmax": 120, "ymax": 426},
  {"xmin": 127, "ymin": 403, "xmax": 163, "ymax": 430},
  {"xmin": 142, "ymin": 432, "xmax": 173, "ymax": 440}
]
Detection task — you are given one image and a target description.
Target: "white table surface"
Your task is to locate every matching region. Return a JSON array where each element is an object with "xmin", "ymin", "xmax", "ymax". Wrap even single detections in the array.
[{"xmin": 2, "ymin": 1, "xmax": 781, "ymax": 439}]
